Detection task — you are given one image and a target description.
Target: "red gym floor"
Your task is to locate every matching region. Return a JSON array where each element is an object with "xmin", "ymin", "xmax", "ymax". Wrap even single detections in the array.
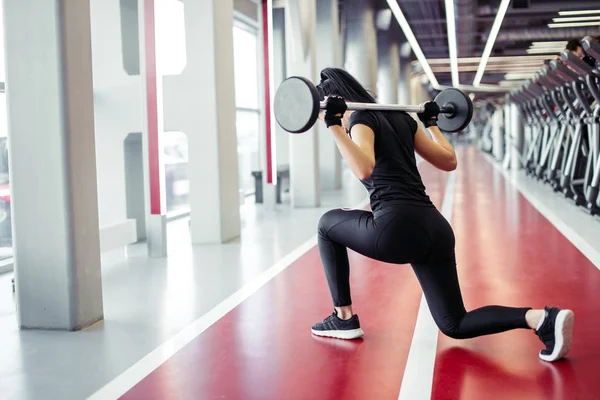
[{"xmin": 120, "ymin": 147, "xmax": 600, "ymax": 400}]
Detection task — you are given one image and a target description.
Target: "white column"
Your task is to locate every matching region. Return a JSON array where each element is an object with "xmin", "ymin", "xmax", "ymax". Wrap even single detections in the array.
[
  {"xmin": 344, "ymin": 0, "xmax": 378, "ymax": 92},
  {"xmin": 503, "ymin": 102, "xmax": 512, "ymax": 169},
  {"xmin": 285, "ymin": 0, "xmax": 320, "ymax": 207},
  {"xmin": 4, "ymin": 0, "xmax": 103, "ymax": 329},
  {"xmin": 492, "ymin": 108, "xmax": 505, "ymax": 161},
  {"xmin": 510, "ymin": 103, "xmax": 524, "ymax": 170},
  {"xmin": 138, "ymin": 0, "xmax": 168, "ymax": 256},
  {"xmin": 316, "ymin": 0, "xmax": 342, "ymax": 191},
  {"xmin": 162, "ymin": 0, "xmax": 241, "ymax": 243},
  {"xmin": 398, "ymin": 54, "xmax": 412, "ymax": 105},
  {"xmin": 377, "ymin": 31, "xmax": 400, "ymax": 104}
]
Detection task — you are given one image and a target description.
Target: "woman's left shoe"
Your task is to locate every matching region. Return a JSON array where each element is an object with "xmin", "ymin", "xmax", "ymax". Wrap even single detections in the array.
[
  {"xmin": 534, "ymin": 306, "xmax": 574, "ymax": 362},
  {"xmin": 311, "ymin": 310, "xmax": 364, "ymax": 339}
]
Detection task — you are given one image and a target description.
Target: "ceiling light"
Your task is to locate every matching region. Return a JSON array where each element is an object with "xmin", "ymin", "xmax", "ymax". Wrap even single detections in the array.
[
  {"xmin": 473, "ymin": 0, "xmax": 511, "ymax": 86},
  {"xmin": 529, "ymin": 41, "xmax": 568, "ymax": 48},
  {"xmin": 526, "ymin": 48, "xmax": 564, "ymax": 54},
  {"xmin": 445, "ymin": 0, "xmax": 459, "ymax": 86},
  {"xmin": 548, "ymin": 21, "xmax": 599, "ymax": 28},
  {"xmin": 386, "ymin": 0, "xmax": 440, "ymax": 88},
  {"xmin": 553, "ymin": 16, "xmax": 600, "ymax": 22},
  {"xmin": 558, "ymin": 9, "xmax": 600, "ymax": 16}
]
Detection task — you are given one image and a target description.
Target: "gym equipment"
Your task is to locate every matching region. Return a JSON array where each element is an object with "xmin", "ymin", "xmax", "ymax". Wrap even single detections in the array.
[{"xmin": 273, "ymin": 76, "xmax": 473, "ymax": 134}]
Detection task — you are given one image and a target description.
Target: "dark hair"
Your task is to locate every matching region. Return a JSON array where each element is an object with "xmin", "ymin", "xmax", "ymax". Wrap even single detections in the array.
[
  {"xmin": 566, "ymin": 39, "xmax": 582, "ymax": 51},
  {"xmin": 315, "ymin": 68, "xmax": 377, "ymax": 103}
]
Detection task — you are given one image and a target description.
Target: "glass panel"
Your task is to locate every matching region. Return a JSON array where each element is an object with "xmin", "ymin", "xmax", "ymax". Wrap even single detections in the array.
[
  {"xmin": 162, "ymin": 131, "xmax": 190, "ymax": 215},
  {"xmin": 0, "ymin": 93, "xmax": 11, "ymax": 257},
  {"xmin": 0, "ymin": 2, "xmax": 4, "ymax": 82},
  {"xmin": 236, "ymin": 110, "xmax": 260, "ymax": 196},
  {"xmin": 233, "ymin": 24, "xmax": 259, "ymax": 109},
  {"xmin": 156, "ymin": 0, "xmax": 187, "ymax": 76}
]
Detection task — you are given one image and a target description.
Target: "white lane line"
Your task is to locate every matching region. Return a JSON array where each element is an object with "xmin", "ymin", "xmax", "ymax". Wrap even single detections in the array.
[
  {"xmin": 484, "ymin": 153, "xmax": 600, "ymax": 270},
  {"xmin": 397, "ymin": 170, "xmax": 457, "ymax": 400},
  {"xmin": 86, "ymin": 196, "xmax": 370, "ymax": 400}
]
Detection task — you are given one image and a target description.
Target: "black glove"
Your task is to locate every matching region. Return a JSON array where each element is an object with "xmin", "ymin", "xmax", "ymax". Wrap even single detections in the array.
[
  {"xmin": 417, "ymin": 101, "xmax": 440, "ymax": 128},
  {"xmin": 324, "ymin": 96, "xmax": 348, "ymax": 128}
]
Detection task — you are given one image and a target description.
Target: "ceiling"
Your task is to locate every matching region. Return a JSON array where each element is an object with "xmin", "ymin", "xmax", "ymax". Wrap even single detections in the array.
[{"xmin": 353, "ymin": 0, "xmax": 600, "ymax": 101}]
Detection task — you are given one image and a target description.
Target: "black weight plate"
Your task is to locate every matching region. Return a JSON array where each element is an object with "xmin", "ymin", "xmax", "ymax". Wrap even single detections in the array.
[
  {"xmin": 274, "ymin": 76, "xmax": 321, "ymax": 134},
  {"xmin": 435, "ymin": 88, "xmax": 473, "ymax": 133}
]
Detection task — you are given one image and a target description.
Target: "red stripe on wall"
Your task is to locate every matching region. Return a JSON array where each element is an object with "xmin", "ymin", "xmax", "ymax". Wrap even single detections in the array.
[
  {"xmin": 262, "ymin": 0, "xmax": 273, "ymax": 184},
  {"xmin": 144, "ymin": 0, "xmax": 161, "ymax": 214}
]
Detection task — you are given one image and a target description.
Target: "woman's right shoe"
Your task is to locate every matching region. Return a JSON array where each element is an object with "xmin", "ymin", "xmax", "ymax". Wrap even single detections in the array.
[
  {"xmin": 311, "ymin": 310, "xmax": 364, "ymax": 340},
  {"xmin": 534, "ymin": 306, "xmax": 574, "ymax": 362}
]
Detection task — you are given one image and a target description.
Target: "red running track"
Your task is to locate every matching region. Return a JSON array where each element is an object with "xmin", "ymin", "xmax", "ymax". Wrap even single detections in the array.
[
  {"xmin": 120, "ymin": 161, "xmax": 448, "ymax": 400},
  {"xmin": 120, "ymin": 148, "xmax": 600, "ymax": 399},
  {"xmin": 431, "ymin": 148, "xmax": 600, "ymax": 400}
]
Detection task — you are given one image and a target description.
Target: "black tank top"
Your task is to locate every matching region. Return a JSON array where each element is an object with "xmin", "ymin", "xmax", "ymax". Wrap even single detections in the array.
[{"xmin": 348, "ymin": 110, "xmax": 434, "ymax": 211}]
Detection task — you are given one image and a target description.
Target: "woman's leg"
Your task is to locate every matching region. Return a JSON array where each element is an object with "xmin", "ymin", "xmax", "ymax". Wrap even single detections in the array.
[
  {"xmin": 312, "ymin": 207, "xmax": 430, "ymax": 339},
  {"xmin": 411, "ymin": 259, "xmax": 533, "ymax": 339}
]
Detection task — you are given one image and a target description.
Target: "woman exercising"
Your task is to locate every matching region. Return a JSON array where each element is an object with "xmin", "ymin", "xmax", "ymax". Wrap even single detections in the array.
[{"xmin": 310, "ymin": 67, "xmax": 574, "ymax": 362}]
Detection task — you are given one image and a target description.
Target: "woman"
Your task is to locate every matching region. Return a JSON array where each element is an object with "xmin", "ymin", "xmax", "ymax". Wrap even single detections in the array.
[{"xmin": 310, "ymin": 68, "xmax": 574, "ymax": 362}]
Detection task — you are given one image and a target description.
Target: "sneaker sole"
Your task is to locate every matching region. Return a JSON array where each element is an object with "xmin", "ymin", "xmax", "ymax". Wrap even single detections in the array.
[
  {"xmin": 539, "ymin": 309, "xmax": 574, "ymax": 362},
  {"xmin": 311, "ymin": 328, "xmax": 365, "ymax": 340}
]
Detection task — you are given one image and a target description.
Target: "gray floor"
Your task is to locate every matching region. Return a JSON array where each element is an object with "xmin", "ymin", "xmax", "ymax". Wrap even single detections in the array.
[{"xmin": 0, "ymin": 172, "xmax": 367, "ymax": 400}]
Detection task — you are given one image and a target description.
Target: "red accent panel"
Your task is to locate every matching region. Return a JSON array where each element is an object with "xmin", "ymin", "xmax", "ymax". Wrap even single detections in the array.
[
  {"xmin": 144, "ymin": 0, "xmax": 161, "ymax": 215},
  {"xmin": 120, "ymin": 162, "xmax": 450, "ymax": 399},
  {"xmin": 262, "ymin": 1, "xmax": 273, "ymax": 184},
  {"xmin": 431, "ymin": 148, "xmax": 600, "ymax": 400}
]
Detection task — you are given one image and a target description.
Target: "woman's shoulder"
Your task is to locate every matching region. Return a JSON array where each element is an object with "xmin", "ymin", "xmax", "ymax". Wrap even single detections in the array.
[{"xmin": 348, "ymin": 110, "xmax": 380, "ymax": 131}]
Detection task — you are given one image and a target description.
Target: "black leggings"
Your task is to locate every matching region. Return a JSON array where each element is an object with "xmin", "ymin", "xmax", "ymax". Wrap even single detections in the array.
[{"xmin": 317, "ymin": 205, "xmax": 531, "ymax": 339}]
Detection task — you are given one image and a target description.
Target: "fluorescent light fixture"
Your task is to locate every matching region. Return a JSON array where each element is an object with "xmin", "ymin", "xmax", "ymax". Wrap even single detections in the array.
[
  {"xmin": 445, "ymin": 0, "xmax": 459, "ymax": 86},
  {"xmin": 421, "ymin": 55, "xmax": 553, "ymax": 65},
  {"xmin": 386, "ymin": 0, "xmax": 440, "ymax": 88},
  {"xmin": 548, "ymin": 21, "xmax": 599, "ymax": 28},
  {"xmin": 473, "ymin": 0, "xmax": 511, "ymax": 86},
  {"xmin": 526, "ymin": 47, "xmax": 565, "ymax": 54},
  {"xmin": 558, "ymin": 9, "xmax": 600, "ymax": 16},
  {"xmin": 505, "ymin": 72, "xmax": 537, "ymax": 80},
  {"xmin": 553, "ymin": 16, "xmax": 600, "ymax": 22},
  {"xmin": 530, "ymin": 41, "xmax": 567, "ymax": 48}
]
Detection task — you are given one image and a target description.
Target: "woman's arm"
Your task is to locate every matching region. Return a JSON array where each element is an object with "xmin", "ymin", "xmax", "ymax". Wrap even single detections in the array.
[
  {"xmin": 329, "ymin": 123, "xmax": 375, "ymax": 180},
  {"xmin": 413, "ymin": 123, "xmax": 457, "ymax": 171}
]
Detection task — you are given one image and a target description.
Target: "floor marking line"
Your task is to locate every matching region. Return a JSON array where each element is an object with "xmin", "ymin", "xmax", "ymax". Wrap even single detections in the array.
[
  {"xmin": 87, "ymin": 197, "xmax": 370, "ymax": 400},
  {"xmin": 484, "ymin": 153, "xmax": 600, "ymax": 270},
  {"xmin": 397, "ymin": 169, "xmax": 457, "ymax": 400}
]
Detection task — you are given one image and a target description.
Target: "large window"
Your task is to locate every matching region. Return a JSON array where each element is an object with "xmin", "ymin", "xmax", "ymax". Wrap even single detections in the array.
[
  {"xmin": 0, "ymin": 2, "xmax": 12, "ymax": 259},
  {"xmin": 233, "ymin": 20, "xmax": 261, "ymax": 197}
]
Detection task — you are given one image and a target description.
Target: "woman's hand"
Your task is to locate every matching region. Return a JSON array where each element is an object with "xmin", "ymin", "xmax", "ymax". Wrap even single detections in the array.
[{"xmin": 323, "ymin": 96, "xmax": 348, "ymax": 128}]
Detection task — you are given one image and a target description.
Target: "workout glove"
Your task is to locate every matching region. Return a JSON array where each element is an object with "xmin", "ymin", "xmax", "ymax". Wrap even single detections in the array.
[
  {"xmin": 417, "ymin": 101, "xmax": 440, "ymax": 128},
  {"xmin": 324, "ymin": 96, "xmax": 348, "ymax": 128}
]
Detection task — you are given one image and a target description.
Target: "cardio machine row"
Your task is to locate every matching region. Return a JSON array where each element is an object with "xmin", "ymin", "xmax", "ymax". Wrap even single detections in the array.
[{"xmin": 510, "ymin": 35, "xmax": 600, "ymax": 219}]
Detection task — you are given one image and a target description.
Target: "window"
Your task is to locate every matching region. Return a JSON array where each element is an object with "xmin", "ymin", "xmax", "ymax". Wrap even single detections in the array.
[{"xmin": 233, "ymin": 20, "xmax": 261, "ymax": 197}]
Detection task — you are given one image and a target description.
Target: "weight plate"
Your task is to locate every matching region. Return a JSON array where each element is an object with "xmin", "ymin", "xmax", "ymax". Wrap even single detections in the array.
[
  {"xmin": 274, "ymin": 76, "xmax": 321, "ymax": 134},
  {"xmin": 435, "ymin": 88, "xmax": 473, "ymax": 133}
]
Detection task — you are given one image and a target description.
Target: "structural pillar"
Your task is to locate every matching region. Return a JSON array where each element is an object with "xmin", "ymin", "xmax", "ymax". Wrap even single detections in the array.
[
  {"xmin": 285, "ymin": 0, "xmax": 320, "ymax": 207},
  {"xmin": 344, "ymin": 0, "xmax": 378, "ymax": 93},
  {"xmin": 316, "ymin": 0, "xmax": 342, "ymax": 191},
  {"xmin": 510, "ymin": 103, "xmax": 524, "ymax": 170},
  {"xmin": 492, "ymin": 108, "xmax": 505, "ymax": 161},
  {"xmin": 4, "ymin": 0, "xmax": 103, "ymax": 329},
  {"xmin": 398, "ymin": 55, "xmax": 412, "ymax": 105},
  {"xmin": 161, "ymin": 0, "xmax": 241, "ymax": 243},
  {"xmin": 139, "ymin": 0, "xmax": 168, "ymax": 256},
  {"xmin": 377, "ymin": 29, "xmax": 400, "ymax": 104}
]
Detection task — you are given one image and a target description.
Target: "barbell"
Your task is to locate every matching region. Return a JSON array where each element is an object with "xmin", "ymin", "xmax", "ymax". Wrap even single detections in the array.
[{"xmin": 273, "ymin": 76, "xmax": 473, "ymax": 134}]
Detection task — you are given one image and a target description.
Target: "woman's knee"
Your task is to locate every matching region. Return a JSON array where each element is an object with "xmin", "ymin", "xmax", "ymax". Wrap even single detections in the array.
[{"xmin": 436, "ymin": 316, "xmax": 470, "ymax": 339}]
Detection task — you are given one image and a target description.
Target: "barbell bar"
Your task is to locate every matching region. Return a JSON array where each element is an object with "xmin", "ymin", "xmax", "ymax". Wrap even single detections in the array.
[{"xmin": 273, "ymin": 76, "xmax": 473, "ymax": 134}]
